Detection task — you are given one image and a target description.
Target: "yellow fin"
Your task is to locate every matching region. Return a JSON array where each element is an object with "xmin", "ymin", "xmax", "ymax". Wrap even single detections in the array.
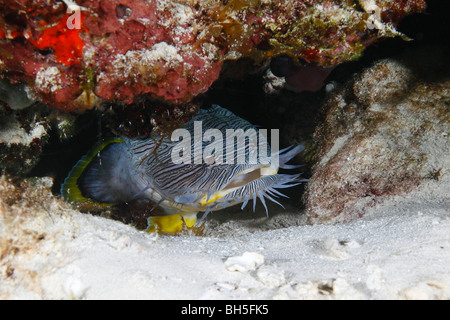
[
  {"xmin": 146, "ymin": 213, "xmax": 198, "ymax": 233},
  {"xmin": 183, "ymin": 213, "xmax": 198, "ymax": 228},
  {"xmin": 199, "ymin": 191, "xmax": 224, "ymax": 206}
]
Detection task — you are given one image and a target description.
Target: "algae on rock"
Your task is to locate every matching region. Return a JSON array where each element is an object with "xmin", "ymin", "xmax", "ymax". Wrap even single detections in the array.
[{"xmin": 305, "ymin": 57, "xmax": 450, "ymax": 223}]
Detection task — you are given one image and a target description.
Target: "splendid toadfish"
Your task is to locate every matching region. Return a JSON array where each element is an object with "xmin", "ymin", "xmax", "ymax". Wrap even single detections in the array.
[{"xmin": 61, "ymin": 105, "xmax": 305, "ymax": 233}]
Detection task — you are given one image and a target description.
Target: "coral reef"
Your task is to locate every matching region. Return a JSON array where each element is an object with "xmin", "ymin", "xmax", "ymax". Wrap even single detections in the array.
[
  {"xmin": 268, "ymin": 55, "xmax": 336, "ymax": 92},
  {"xmin": 0, "ymin": 104, "xmax": 50, "ymax": 175},
  {"xmin": 304, "ymin": 55, "xmax": 449, "ymax": 224},
  {"xmin": 0, "ymin": 0, "xmax": 426, "ymax": 112},
  {"xmin": 0, "ymin": 79, "xmax": 36, "ymax": 110},
  {"xmin": 0, "ymin": 103, "xmax": 77, "ymax": 175}
]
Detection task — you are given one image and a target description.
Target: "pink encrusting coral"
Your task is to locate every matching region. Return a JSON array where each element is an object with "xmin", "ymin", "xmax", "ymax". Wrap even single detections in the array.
[{"xmin": 0, "ymin": 0, "xmax": 426, "ymax": 112}]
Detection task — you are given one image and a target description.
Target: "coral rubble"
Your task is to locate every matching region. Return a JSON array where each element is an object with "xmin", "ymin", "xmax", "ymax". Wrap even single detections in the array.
[
  {"xmin": 0, "ymin": 175, "xmax": 72, "ymax": 298},
  {"xmin": 304, "ymin": 56, "xmax": 449, "ymax": 224},
  {"xmin": 0, "ymin": 104, "xmax": 50, "ymax": 175},
  {"xmin": 0, "ymin": 0, "xmax": 426, "ymax": 112},
  {"xmin": 0, "ymin": 103, "xmax": 76, "ymax": 176}
]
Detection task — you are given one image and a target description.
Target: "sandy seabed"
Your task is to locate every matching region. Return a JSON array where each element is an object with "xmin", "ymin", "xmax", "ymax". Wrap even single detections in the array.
[{"xmin": 0, "ymin": 176, "xmax": 449, "ymax": 300}]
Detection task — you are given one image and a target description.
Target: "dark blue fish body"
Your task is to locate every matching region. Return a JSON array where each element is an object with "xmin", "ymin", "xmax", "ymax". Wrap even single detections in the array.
[{"xmin": 61, "ymin": 105, "xmax": 305, "ymax": 233}]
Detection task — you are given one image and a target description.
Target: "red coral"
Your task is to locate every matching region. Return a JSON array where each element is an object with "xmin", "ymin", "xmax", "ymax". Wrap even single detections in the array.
[
  {"xmin": 0, "ymin": 29, "xmax": 22, "ymax": 40},
  {"xmin": 0, "ymin": 0, "xmax": 427, "ymax": 112},
  {"xmin": 28, "ymin": 13, "xmax": 87, "ymax": 66},
  {"xmin": 379, "ymin": 0, "xmax": 427, "ymax": 24}
]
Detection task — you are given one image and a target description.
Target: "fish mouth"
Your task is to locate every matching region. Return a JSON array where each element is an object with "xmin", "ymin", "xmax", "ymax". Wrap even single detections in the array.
[{"xmin": 199, "ymin": 164, "xmax": 278, "ymax": 206}]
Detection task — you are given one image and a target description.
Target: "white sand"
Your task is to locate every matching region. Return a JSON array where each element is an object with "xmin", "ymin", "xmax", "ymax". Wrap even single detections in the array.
[{"xmin": 1, "ymin": 177, "xmax": 449, "ymax": 300}]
